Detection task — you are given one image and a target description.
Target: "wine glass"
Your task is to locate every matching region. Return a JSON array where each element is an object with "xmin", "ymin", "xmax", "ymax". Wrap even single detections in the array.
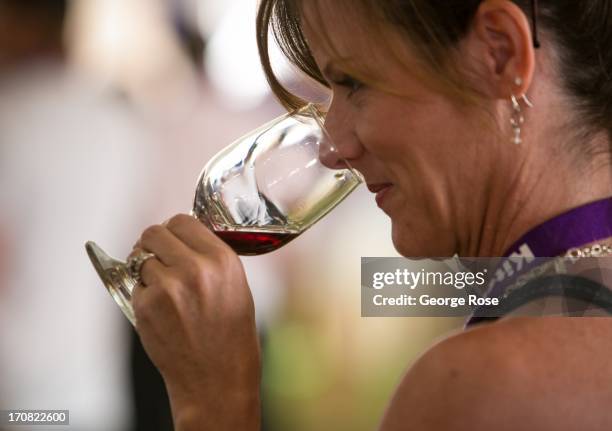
[{"xmin": 85, "ymin": 103, "xmax": 362, "ymax": 325}]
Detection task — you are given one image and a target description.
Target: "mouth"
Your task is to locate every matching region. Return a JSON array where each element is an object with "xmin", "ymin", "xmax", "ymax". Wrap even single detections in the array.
[{"xmin": 367, "ymin": 183, "xmax": 394, "ymax": 208}]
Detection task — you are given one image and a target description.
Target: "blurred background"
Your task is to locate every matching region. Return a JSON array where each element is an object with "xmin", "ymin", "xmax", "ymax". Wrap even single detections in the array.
[{"xmin": 0, "ymin": 1, "xmax": 463, "ymax": 430}]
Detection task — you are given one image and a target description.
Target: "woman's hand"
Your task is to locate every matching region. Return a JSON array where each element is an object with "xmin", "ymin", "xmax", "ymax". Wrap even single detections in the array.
[{"xmin": 131, "ymin": 214, "xmax": 261, "ymax": 431}]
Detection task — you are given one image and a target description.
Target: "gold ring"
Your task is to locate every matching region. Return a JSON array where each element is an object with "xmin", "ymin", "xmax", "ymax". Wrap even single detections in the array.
[{"xmin": 127, "ymin": 250, "xmax": 156, "ymax": 286}]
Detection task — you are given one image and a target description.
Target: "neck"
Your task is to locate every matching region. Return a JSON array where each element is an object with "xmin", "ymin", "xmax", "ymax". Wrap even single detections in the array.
[{"xmin": 462, "ymin": 136, "xmax": 612, "ymax": 258}]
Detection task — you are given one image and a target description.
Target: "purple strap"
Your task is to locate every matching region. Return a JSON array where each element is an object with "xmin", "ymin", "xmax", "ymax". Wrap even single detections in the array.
[
  {"xmin": 502, "ymin": 197, "xmax": 612, "ymax": 258},
  {"xmin": 466, "ymin": 196, "xmax": 612, "ymax": 327}
]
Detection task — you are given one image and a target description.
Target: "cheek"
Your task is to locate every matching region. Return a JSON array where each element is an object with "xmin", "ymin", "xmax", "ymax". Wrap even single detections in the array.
[
  {"xmin": 358, "ymin": 97, "xmax": 477, "ymax": 186},
  {"xmin": 353, "ymin": 101, "xmax": 432, "ymax": 191},
  {"xmin": 354, "ymin": 98, "xmax": 468, "ymax": 254},
  {"xmin": 353, "ymin": 103, "xmax": 409, "ymax": 161},
  {"xmin": 353, "ymin": 94, "xmax": 434, "ymax": 160}
]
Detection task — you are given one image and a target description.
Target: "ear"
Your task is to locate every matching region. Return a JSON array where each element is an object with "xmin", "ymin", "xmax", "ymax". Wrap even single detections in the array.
[{"xmin": 463, "ymin": 0, "xmax": 536, "ymax": 99}]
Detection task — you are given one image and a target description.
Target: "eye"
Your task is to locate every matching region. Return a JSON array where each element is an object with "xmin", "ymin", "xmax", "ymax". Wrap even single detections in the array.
[{"xmin": 331, "ymin": 75, "xmax": 364, "ymax": 97}]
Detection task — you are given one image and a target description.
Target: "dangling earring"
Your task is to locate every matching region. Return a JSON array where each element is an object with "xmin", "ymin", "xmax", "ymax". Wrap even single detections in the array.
[
  {"xmin": 510, "ymin": 95, "xmax": 524, "ymax": 145},
  {"xmin": 509, "ymin": 79, "xmax": 534, "ymax": 145}
]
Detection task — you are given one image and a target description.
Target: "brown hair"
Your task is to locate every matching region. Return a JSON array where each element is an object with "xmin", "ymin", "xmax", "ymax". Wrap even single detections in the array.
[{"xmin": 257, "ymin": 0, "xmax": 612, "ymax": 151}]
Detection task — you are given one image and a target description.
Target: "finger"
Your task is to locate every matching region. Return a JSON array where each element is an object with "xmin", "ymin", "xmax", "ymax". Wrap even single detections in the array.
[
  {"xmin": 165, "ymin": 214, "xmax": 229, "ymax": 255},
  {"xmin": 132, "ymin": 275, "xmax": 184, "ymax": 334},
  {"xmin": 139, "ymin": 255, "xmax": 172, "ymax": 287},
  {"xmin": 132, "ymin": 238, "xmax": 142, "ymax": 251},
  {"xmin": 131, "ymin": 257, "xmax": 180, "ymax": 323},
  {"xmin": 139, "ymin": 224, "xmax": 193, "ymax": 266},
  {"xmin": 127, "ymin": 247, "xmax": 154, "ymax": 262}
]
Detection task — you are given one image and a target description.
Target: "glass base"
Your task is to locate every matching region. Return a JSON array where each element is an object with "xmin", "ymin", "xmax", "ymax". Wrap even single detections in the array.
[{"xmin": 85, "ymin": 241, "xmax": 137, "ymax": 326}]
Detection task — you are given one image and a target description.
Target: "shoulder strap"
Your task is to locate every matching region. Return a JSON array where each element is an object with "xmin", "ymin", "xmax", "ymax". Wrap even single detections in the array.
[{"xmin": 468, "ymin": 274, "xmax": 612, "ymax": 326}]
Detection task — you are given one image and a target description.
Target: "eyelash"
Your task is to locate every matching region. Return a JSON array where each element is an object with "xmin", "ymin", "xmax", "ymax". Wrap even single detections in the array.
[{"xmin": 332, "ymin": 76, "xmax": 363, "ymax": 97}]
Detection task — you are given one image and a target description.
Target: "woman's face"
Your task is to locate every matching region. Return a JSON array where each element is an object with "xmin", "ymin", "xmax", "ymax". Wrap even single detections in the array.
[{"xmin": 303, "ymin": 2, "xmax": 514, "ymax": 257}]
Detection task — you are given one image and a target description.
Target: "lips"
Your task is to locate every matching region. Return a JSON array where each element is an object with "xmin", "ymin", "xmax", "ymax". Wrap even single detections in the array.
[
  {"xmin": 367, "ymin": 183, "xmax": 391, "ymax": 193},
  {"xmin": 367, "ymin": 183, "xmax": 393, "ymax": 207}
]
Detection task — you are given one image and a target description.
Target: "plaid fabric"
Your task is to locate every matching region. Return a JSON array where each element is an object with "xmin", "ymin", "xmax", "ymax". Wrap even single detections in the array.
[
  {"xmin": 500, "ymin": 256, "xmax": 612, "ymax": 318},
  {"xmin": 467, "ymin": 256, "xmax": 612, "ymax": 324}
]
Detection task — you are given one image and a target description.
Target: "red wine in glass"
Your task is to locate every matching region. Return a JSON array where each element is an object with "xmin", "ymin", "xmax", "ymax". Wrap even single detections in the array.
[{"xmin": 213, "ymin": 229, "xmax": 299, "ymax": 256}]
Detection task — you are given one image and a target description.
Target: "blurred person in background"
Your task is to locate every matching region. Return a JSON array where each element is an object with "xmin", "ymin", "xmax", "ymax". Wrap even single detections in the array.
[
  {"xmin": 122, "ymin": 0, "xmax": 612, "ymax": 430},
  {"xmin": 0, "ymin": 1, "xmax": 155, "ymax": 429}
]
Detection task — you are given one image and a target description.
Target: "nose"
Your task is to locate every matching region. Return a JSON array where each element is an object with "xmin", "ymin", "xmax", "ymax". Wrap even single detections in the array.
[{"xmin": 318, "ymin": 99, "xmax": 364, "ymax": 170}]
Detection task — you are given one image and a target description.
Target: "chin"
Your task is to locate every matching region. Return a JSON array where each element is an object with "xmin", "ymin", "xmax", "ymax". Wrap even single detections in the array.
[
  {"xmin": 391, "ymin": 223, "xmax": 422, "ymax": 257},
  {"xmin": 391, "ymin": 221, "xmax": 455, "ymax": 258}
]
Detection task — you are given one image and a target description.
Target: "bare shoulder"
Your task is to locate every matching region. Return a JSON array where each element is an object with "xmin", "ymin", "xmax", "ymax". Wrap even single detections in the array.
[{"xmin": 379, "ymin": 317, "xmax": 612, "ymax": 431}]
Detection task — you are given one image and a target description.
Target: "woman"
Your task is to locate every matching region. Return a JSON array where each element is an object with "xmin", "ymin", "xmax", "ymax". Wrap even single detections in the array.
[{"xmin": 129, "ymin": 0, "xmax": 612, "ymax": 429}]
